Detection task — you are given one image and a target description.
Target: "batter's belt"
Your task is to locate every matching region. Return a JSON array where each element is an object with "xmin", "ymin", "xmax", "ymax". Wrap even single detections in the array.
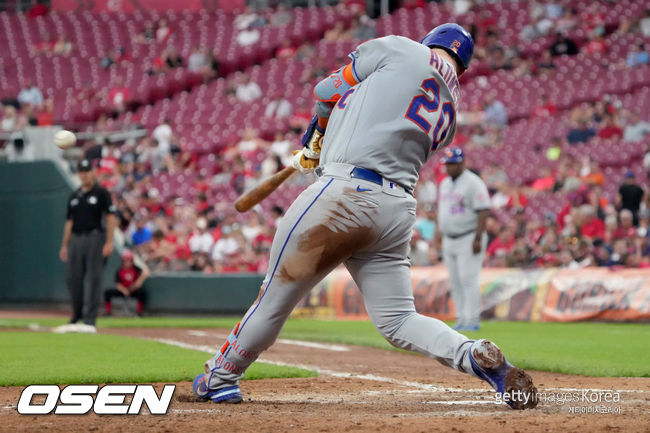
[{"xmin": 315, "ymin": 163, "xmax": 411, "ymax": 197}]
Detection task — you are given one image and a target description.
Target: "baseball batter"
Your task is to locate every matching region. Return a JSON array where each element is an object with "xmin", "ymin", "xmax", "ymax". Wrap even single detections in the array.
[
  {"xmin": 436, "ymin": 147, "xmax": 490, "ymax": 331},
  {"xmin": 194, "ymin": 24, "xmax": 538, "ymax": 409}
]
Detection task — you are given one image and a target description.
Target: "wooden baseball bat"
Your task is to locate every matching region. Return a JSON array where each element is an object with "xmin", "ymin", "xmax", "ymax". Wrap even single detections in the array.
[{"xmin": 235, "ymin": 166, "xmax": 297, "ymax": 212}]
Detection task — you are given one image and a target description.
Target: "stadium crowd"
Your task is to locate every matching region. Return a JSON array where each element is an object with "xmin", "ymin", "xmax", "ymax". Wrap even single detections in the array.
[{"xmin": 1, "ymin": 0, "xmax": 649, "ymax": 273}]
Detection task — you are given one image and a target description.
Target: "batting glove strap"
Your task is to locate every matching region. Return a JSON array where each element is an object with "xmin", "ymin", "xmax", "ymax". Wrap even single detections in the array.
[{"xmin": 301, "ymin": 115, "xmax": 325, "ymax": 148}]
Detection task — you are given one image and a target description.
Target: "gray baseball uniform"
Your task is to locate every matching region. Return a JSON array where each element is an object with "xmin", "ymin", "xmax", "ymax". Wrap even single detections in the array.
[
  {"xmin": 438, "ymin": 169, "xmax": 490, "ymax": 328},
  {"xmin": 204, "ymin": 36, "xmax": 481, "ymax": 390}
]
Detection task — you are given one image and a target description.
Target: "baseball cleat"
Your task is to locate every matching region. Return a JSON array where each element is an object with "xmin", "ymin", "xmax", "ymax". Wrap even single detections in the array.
[
  {"xmin": 469, "ymin": 339, "xmax": 538, "ymax": 410},
  {"xmin": 192, "ymin": 373, "xmax": 243, "ymax": 404}
]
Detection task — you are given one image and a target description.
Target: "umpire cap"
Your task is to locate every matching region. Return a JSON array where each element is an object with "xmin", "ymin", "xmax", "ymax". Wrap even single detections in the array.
[
  {"xmin": 77, "ymin": 159, "xmax": 93, "ymax": 171},
  {"xmin": 441, "ymin": 147, "xmax": 464, "ymax": 164}
]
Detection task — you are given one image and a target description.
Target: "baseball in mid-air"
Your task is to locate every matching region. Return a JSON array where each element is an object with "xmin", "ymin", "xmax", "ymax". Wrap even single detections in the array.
[{"xmin": 54, "ymin": 130, "xmax": 77, "ymax": 149}]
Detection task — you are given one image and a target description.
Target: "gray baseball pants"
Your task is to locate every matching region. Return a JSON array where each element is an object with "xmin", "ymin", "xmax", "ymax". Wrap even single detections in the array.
[
  {"xmin": 442, "ymin": 232, "xmax": 487, "ymax": 328},
  {"xmin": 205, "ymin": 163, "xmax": 477, "ymax": 389},
  {"xmin": 66, "ymin": 230, "xmax": 105, "ymax": 325}
]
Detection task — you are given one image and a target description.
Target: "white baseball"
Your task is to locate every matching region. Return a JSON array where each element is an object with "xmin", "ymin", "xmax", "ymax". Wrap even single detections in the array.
[{"xmin": 54, "ymin": 130, "xmax": 77, "ymax": 149}]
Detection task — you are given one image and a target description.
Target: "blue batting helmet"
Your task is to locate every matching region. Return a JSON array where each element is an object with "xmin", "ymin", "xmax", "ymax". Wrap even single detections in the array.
[
  {"xmin": 441, "ymin": 146, "xmax": 464, "ymax": 164},
  {"xmin": 420, "ymin": 23, "xmax": 474, "ymax": 71}
]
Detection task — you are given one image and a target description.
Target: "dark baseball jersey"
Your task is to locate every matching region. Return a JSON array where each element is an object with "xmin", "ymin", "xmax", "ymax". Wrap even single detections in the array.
[{"xmin": 66, "ymin": 182, "xmax": 116, "ymax": 233}]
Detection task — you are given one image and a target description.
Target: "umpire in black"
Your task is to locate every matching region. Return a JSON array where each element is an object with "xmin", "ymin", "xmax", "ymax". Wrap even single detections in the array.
[{"xmin": 59, "ymin": 159, "xmax": 117, "ymax": 328}]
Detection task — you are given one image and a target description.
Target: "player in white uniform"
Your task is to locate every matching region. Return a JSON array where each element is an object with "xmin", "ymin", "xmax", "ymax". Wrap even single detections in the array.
[
  {"xmin": 193, "ymin": 24, "xmax": 538, "ymax": 410},
  {"xmin": 436, "ymin": 147, "xmax": 490, "ymax": 331}
]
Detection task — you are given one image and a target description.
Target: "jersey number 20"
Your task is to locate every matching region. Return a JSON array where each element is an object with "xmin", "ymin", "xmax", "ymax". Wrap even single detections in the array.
[{"xmin": 405, "ymin": 78, "xmax": 455, "ymax": 151}]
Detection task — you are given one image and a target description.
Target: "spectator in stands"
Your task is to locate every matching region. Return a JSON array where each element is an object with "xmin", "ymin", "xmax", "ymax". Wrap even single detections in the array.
[
  {"xmin": 644, "ymin": 144, "xmax": 650, "ymax": 171},
  {"xmin": 269, "ymin": 131, "xmax": 292, "ymax": 167},
  {"xmin": 584, "ymin": 34, "xmax": 608, "ymax": 56},
  {"xmin": 349, "ymin": 15, "xmax": 376, "ymax": 40},
  {"xmin": 164, "ymin": 47, "xmax": 184, "ymax": 69},
  {"xmin": 31, "ymin": 33, "xmax": 55, "ymax": 55},
  {"xmin": 101, "ymin": 48, "xmax": 118, "ymax": 69},
  {"xmin": 483, "ymin": 95, "xmax": 508, "ymax": 127},
  {"xmin": 235, "ymin": 74, "xmax": 262, "ymax": 103},
  {"xmin": 234, "ymin": 128, "xmax": 262, "ymax": 154},
  {"xmin": 103, "ymin": 250, "xmax": 149, "ymax": 317},
  {"xmin": 264, "ymin": 92, "xmax": 292, "ymax": 119},
  {"xmin": 189, "ymin": 217, "xmax": 214, "ymax": 255},
  {"xmin": 532, "ymin": 94, "xmax": 557, "ymax": 118},
  {"xmin": 270, "ymin": 4, "xmax": 292, "ymax": 27},
  {"xmin": 36, "ymin": 99, "xmax": 54, "ymax": 126},
  {"xmin": 26, "ymin": 2, "xmax": 49, "ymax": 18},
  {"xmin": 211, "ymin": 226, "xmax": 240, "ymax": 263},
  {"xmin": 107, "ymin": 77, "xmax": 131, "ymax": 113},
  {"xmin": 537, "ymin": 50, "xmax": 556, "ymax": 73},
  {"xmin": 556, "ymin": 7, "xmax": 578, "ymax": 33},
  {"xmin": 275, "ymin": 38, "xmax": 297, "ymax": 59},
  {"xmin": 617, "ymin": 172, "xmax": 644, "ymax": 225},
  {"xmin": 234, "ymin": 6, "xmax": 266, "ymax": 30},
  {"xmin": 597, "ymin": 115, "xmax": 623, "ymax": 140},
  {"xmin": 1, "ymin": 105, "xmax": 25, "ymax": 132},
  {"xmin": 53, "ymin": 34, "xmax": 73, "ymax": 56},
  {"xmin": 641, "ymin": 9, "xmax": 650, "ymax": 37},
  {"xmin": 237, "ymin": 25, "xmax": 261, "ymax": 47},
  {"xmin": 489, "ymin": 47, "xmax": 514, "ymax": 71},
  {"xmin": 188, "ymin": 46, "xmax": 208, "ymax": 72},
  {"xmin": 241, "ymin": 210, "xmax": 264, "ymax": 243},
  {"xmin": 486, "ymin": 225, "xmax": 516, "ymax": 266},
  {"xmin": 295, "ymin": 42, "xmax": 316, "ymax": 61},
  {"xmin": 532, "ymin": 167, "xmax": 555, "ymax": 191},
  {"xmin": 614, "ymin": 209, "xmax": 637, "ymax": 240},
  {"xmin": 324, "ymin": 22, "xmax": 346, "ymax": 42},
  {"xmin": 520, "ymin": 15, "xmax": 553, "ymax": 40},
  {"xmin": 549, "ymin": 32, "xmax": 579, "ymax": 57},
  {"xmin": 623, "ymin": 112, "xmax": 650, "ymax": 142},
  {"xmin": 626, "ymin": 44, "xmax": 648, "ymax": 68},
  {"xmin": 152, "ymin": 118, "xmax": 174, "ymax": 172},
  {"xmin": 566, "ymin": 119, "xmax": 596, "ymax": 145},
  {"xmin": 131, "ymin": 214, "xmax": 153, "ymax": 246},
  {"xmin": 587, "ymin": 185, "xmax": 607, "ymax": 220},
  {"xmin": 482, "ymin": 162, "xmax": 509, "ymax": 193},
  {"xmin": 17, "ymin": 80, "xmax": 44, "ymax": 108},
  {"xmin": 415, "ymin": 204, "xmax": 436, "ymax": 242},
  {"xmin": 579, "ymin": 204, "xmax": 605, "ymax": 240},
  {"xmin": 136, "ymin": 21, "xmax": 156, "ymax": 43},
  {"xmin": 156, "ymin": 19, "xmax": 172, "ymax": 43},
  {"xmin": 270, "ymin": 205, "xmax": 284, "ymax": 227}
]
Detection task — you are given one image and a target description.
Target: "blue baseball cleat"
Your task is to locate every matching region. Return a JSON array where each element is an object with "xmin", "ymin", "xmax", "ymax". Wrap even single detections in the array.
[
  {"xmin": 469, "ymin": 340, "xmax": 538, "ymax": 410},
  {"xmin": 193, "ymin": 373, "xmax": 243, "ymax": 404}
]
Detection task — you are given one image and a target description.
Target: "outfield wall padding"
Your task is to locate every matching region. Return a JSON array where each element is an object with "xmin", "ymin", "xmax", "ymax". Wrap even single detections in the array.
[
  {"xmin": 0, "ymin": 161, "xmax": 262, "ymax": 315},
  {"xmin": 142, "ymin": 273, "xmax": 263, "ymax": 314}
]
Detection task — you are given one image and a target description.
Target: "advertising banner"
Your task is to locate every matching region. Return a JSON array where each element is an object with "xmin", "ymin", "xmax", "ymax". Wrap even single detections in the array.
[{"xmin": 293, "ymin": 266, "xmax": 650, "ymax": 323}]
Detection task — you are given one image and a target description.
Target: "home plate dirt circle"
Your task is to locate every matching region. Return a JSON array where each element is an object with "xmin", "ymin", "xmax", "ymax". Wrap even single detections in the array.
[{"xmin": 1, "ymin": 327, "xmax": 648, "ymax": 433}]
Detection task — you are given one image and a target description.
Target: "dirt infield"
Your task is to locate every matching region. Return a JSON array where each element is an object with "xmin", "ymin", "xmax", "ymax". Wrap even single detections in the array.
[{"xmin": 2, "ymin": 327, "xmax": 648, "ymax": 433}]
